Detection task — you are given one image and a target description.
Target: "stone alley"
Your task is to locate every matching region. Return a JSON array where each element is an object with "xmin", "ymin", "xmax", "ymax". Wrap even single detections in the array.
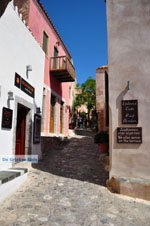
[{"xmin": 0, "ymin": 130, "xmax": 150, "ymax": 226}]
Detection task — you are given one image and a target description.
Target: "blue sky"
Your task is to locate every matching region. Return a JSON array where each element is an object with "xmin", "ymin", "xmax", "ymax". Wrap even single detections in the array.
[{"xmin": 40, "ymin": 0, "xmax": 108, "ymax": 84}]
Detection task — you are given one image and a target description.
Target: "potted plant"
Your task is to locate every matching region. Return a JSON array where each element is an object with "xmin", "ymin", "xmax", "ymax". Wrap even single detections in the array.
[
  {"xmin": 69, "ymin": 122, "xmax": 76, "ymax": 129},
  {"xmin": 94, "ymin": 131, "xmax": 109, "ymax": 153}
]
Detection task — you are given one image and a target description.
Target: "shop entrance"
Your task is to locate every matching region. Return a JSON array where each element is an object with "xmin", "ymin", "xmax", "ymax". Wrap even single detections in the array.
[
  {"xmin": 50, "ymin": 95, "xmax": 56, "ymax": 133},
  {"xmin": 60, "ymin": 101, "xmax": 64, "ymax": 134},
  {"xmin": 15, "ymin": 104, "xmax": 29, "ymax": 155}
]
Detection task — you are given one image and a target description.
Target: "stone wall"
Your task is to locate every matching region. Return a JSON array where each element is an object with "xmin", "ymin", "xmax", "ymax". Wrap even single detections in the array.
[
  {"xmin": 106, "ymin": 0, "xmax": 150, "ymax": 200},
  {"xmin": 41, "ymin": 136, "xmax": 69, "ymax": 153},
  {"xmin": 96, "ymin": 66, "xmax": 108, "ymax": 132},
  {"xmin": 14, "ymin": 0, "xmax": 30, "ymax": 24}
]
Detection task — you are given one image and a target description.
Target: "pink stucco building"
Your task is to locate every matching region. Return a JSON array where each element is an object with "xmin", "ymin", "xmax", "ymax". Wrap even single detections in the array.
[{"xmin": 14, "ymin": 0, "xmax": 75, "ymax": 137}]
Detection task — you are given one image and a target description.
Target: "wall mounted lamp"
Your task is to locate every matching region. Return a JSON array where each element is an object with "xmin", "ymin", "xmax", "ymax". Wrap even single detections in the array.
[
  {"xmin": 26, "ymin": 65, "xmax": 32, "ymax": 78},
  {"xmin": 43, "ymin": 88, "xmax": 46, "ymax": 96},
  {"xmin": 26, "ymin": 65, "xmax": 32, "ymax": 72},
  {"xmin": 8, "ymin": 91, "xmax": 14, "ymax": 101},
  {"xmin": 36, "ymin": 107, "xmax": 41, "ymax": 114},
  {"xmin": 56, "ymin": 41, "xmax": 60, "ymax": 46},
  {"xmin": 7, "ymin": 91, "xmax": 14, "ymax": 108},
  {"xmin": 127, "ymin": 81, "xmax": 130, "ymax": 90}
]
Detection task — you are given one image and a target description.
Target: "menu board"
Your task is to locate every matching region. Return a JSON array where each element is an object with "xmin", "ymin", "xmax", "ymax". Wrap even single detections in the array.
[
  {"xmin": 122, "ymin": 100, "xmax": 138, "ymax": 124},
  {"xmin": 2, "ymin": 107, "xmax": 13, "ymax": 129},
  {"xmin": 33, "ymin": 114, "xmax": 41, "ymax": 144},
  {"xmin": 117, "ymin": 127, "xmax": 142, "ymax": 144}
]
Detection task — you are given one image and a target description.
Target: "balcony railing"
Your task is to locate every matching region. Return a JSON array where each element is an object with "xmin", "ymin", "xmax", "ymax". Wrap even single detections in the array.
[{"xmin": 50, "ymin": 56, "xmax": 75, "ymax": 82}]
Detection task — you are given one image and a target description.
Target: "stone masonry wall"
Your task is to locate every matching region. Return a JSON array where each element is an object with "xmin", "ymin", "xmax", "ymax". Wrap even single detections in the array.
[{"xmin": 14, "ymin": 0, "xmax": 30, "ymax": 24}]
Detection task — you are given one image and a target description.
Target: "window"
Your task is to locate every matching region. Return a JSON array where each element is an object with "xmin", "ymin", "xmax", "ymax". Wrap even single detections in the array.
[{"xmin": 42, "ymin": 31, "xmax": 49, "ymax": 56}]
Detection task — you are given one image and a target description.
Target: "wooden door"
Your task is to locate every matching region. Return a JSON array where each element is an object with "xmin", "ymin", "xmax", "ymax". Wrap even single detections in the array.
[
  {"xmin": 50, "ymin": 95, "xmax": 55, "ymax": 133},
  {"xmin": 15, "ymin": 106, "xmax": 27, "ymax": 155},
  {"xmin": 60, "ymin": 102, "xmax": 63, "ymax": 134}
]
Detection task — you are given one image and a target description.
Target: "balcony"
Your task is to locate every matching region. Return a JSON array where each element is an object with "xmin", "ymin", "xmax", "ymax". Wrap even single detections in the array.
[{"xmin": 50, "ymin": 56, "xmax": 75, "ymax": 82}]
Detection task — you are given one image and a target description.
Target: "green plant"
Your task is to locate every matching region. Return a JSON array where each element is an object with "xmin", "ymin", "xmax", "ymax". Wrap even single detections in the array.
[{"xmin": 94, "ymin": 131, "xmax": 109, "ymax": 144}]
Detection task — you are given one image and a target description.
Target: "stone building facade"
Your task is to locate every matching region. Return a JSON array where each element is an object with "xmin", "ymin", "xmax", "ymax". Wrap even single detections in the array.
[
  {"xmin": 96, "ymin": 65, "xmax": 109, "ymax": 132},
  {"xmin": 106, "ymin": 0, "xmax": 150, "ymax": 200}
]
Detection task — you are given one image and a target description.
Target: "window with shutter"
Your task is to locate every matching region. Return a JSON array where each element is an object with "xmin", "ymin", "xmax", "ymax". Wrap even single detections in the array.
[{"xmin": 42, "ymin": 31, "xmax": 49, "ymax": 56}]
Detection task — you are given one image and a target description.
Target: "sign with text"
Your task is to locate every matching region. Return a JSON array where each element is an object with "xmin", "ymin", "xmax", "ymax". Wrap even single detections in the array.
[
  {"xmin": 122, "ymin": 100, "xmax": 138, "ymax": 124},
  {"xmin": 21, "ymin": 78, "xmax": 34, "ymax": 98},
  {"xmin": 2, "ymin": 107, "xmax": 13, "ymax": 129},
  {"xmin": 15, "ymin": 73, "xmax": 21, "ymax": 88},
  {"xmin": 33, "ymin": 114, "xmax": 41, "ymax": 144},
  {"xmin": 117, "ymin": 127, "xmax": 142, "ymax": 144},
  {"xmin": 15, "ymin": 73, "xmax": 34, "ymax": 98}
]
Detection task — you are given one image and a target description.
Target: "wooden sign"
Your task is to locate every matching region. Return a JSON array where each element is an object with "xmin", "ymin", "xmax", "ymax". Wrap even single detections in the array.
[
  {"xmin": 117, "ymin": 127, "xmax": 142, "ymax": 144},
  {"xmin": 33, "ymin": 114, "xmax": 41, "ymax": 144},
  {"xmin": 21, "ymin": 78, "xmax": 34, "ymax": 98},
  {"xmin": 2, "ymin": 107, "xmax": 13, "ymax": 129},
  {"xmin": 122, "ymin": 100, "xmax": 138, "ymax": 124},
  {"xmin": 15, "ymin": 73, "xmax": 21, "ymax": 88},
  {"xmin": 15, "ymin": 73, "xmax": 34, "ymax": 98}
]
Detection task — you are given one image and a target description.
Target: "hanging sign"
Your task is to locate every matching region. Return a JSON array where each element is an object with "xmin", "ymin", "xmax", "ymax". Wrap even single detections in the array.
[
  {"xmin": 122, "ymin": 100, "xmax": 138, "ymax": 124},
  {"xmin": 21, "ymin": 78, "xmax": 34, "ymax": 98},
  {"xmin": 15, "ymin": 73, "xmax": 21, "ymax": 88},
  {"xmin": 15, "ymin": 73, "xmax": 34, "ymax": 98}
]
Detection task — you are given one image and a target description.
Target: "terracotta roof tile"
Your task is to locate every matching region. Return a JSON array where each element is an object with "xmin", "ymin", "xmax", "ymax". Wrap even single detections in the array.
[{"xmin": 96, "ymin": 65, "xmax": 108, "ymax": 71}]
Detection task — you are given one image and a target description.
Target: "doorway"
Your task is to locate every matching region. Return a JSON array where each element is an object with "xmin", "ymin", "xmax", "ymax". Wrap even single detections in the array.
[
  {"xmin": 60, "ymin": 101, "xmax": 64, "ymax": 134},
  {"xmin": 50, "ymin": 95, "xmax": 56, "ymax": 133},
  {"xmin": 15, "ymin": 104, "xmax": 29, "ymax": 155}
]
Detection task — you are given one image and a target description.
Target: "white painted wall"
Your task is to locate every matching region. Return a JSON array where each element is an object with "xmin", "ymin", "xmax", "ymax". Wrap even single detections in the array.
[{"xmin": 0, "ymin": 1, "xmax": 45, "ymax": 169}]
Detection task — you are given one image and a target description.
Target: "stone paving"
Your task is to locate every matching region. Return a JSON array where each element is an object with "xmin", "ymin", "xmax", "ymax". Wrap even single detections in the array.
[{"xmin": 0, "ymin": 129, "xmax": 150, "ymax": 226}]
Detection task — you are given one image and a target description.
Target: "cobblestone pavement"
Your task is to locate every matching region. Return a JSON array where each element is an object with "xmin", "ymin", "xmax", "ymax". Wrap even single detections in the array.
[{"xmin": 0, "ymin": 129, "xmax": 150, "ymax": 226}]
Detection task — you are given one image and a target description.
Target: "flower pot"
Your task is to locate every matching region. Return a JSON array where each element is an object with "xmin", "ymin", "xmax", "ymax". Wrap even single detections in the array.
[
  {"xmin": 69, "ymin": 124, "xmax": 75, "ymax": 129},
  {"xmin": 99, "ymin": 143, "xmax": 108, "ymax": 153}
]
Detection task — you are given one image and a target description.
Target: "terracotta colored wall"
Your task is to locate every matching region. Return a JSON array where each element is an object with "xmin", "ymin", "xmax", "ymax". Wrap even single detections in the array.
[
  {"xmin": 14, "ymin": 0, "xmax": 30, "ymax": 23},
  {"xmin": 96, "ymin": 68, "xmax": 108, "ymax": 132},
  {"xmin": 27, "ymin": 0, "xmax": 70, "ymax": 136}
]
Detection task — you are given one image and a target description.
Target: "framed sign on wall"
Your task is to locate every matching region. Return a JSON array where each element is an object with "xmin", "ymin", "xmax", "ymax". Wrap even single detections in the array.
[
  {"xmin": 122, "ymin": 100, "xmax": 138, "ymax": 124},
  {"xmin": 117, "ymin": 127, "xmax": 142, "ymax": 144},
  {"xmin": 2, "ymin": 107, "xmax": 13, "ymax": 129},
  {"xmin": 33, "ymin": 114, "xmax": 41, "ymax": 144}
]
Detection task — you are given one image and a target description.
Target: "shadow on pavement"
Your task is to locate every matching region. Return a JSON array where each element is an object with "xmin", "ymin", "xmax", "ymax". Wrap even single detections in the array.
[{"xmin": 32, "ymin": 129, "xmax": 109, "ymax": 187}]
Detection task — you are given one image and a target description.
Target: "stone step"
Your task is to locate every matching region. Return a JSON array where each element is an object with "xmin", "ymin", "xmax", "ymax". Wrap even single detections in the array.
[
  {"xmin": 0, "ymin": 168, "xmax": 28, "ymax": 203},
  {"xmin": 0, "ymin": 168, "xmax": 28, "ymax": 185}
]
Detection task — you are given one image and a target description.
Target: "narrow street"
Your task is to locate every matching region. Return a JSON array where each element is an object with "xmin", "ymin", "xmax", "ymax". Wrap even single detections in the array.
[{"xmin": 0, "ymin": 130, "xmax": 150, "ymax": 226}]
